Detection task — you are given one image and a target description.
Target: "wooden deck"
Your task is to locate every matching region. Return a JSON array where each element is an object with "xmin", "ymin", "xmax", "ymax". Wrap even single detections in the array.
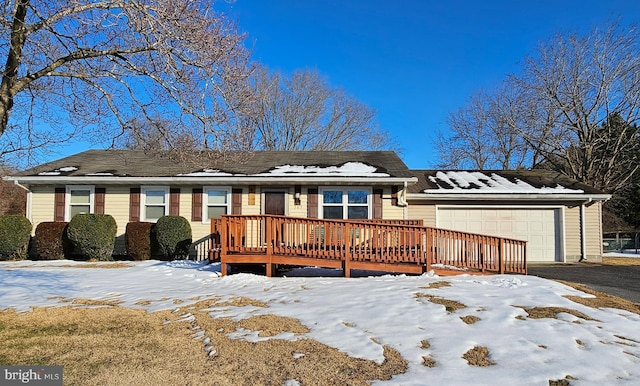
[{"xmin": 209, "ymin": 215, "xmax": 527, "ymax": 277}]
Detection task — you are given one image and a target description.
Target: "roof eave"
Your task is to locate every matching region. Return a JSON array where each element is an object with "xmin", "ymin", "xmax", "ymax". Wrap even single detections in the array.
[
  {"xmin": 406, "ymin": 192, "xmax": 611, "ymax": 202},
  {"xmin": 4, "ymin": 175, "xmax": 418, "ymax": 186}
]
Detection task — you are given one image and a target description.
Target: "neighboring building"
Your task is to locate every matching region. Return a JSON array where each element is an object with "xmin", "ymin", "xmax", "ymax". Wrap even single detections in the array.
[{"xmin": 3, "ymin": 150, "xmax": 610, "ymax": 263}]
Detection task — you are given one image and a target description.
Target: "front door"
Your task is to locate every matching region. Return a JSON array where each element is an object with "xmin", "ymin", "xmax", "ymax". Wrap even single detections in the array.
[{"xmin": 264, "ymin": 192, "xmax": 285, "ymax": 215}]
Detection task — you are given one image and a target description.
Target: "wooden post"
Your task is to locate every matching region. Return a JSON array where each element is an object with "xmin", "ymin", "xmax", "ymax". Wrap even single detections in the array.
[
  {"xmin": 498, "ymin": 238, "xmax": 505, "ymax": 274},
  {"xmin": 220, "ymin": 216, "xmax": 228, "ymax": 276},
  {"xmin": 343, "ymin": 223, "xmax": 351, "ymax": 278},
  {"xmin": 265, "ymin": 216, "xmax": 275, "ymax": 277},
  {"xmin": 425, "ymin": 228, "xmax": 432, "ymax": 272}
]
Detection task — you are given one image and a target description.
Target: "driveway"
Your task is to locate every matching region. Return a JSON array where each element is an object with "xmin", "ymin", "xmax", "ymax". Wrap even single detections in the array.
[{"xmin": 528, "ymin": 263, "xmax": 640, "ymax": 304}]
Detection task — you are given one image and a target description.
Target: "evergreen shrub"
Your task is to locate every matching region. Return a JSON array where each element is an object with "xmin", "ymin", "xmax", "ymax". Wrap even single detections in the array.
[
  {"xmin": 126, "ymin": 222, "xmax": 154, "ymax": 261},
  {"xmin": 66, "ymin": 214, "xmax": 117, "ymax": 261},
  {"xmin": 0, "ymin": 215, "xmax": 32, "ymax": 260},
  {"xmin": 35, "ymin": 222, "xmax": 69, "ymax": 260},
  {"xmin": 153, "ymin": 216, "xmax": 192, "ymax": 260}
]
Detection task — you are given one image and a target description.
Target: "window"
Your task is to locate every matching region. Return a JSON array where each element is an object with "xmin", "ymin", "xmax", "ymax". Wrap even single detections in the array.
[
  {"xmin": 204, "ymin": 187, "xmax": 231, "ymax": 221},
  {"xmin": 142, "ymin": 186, "xmax": 169, "ymax": 221},
  {"xmin": 66, "ymin": 186, "xmax": 94, "ymax": 220},
  {"xmin": 320, "ymin": 188, "xmax": 371, "ymax": 219}
]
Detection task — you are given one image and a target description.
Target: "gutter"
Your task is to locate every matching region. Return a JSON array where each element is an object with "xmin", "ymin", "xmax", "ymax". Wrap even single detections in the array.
[
  {"xmin": 579, "ymin": 198, "xmax": 593, "ymax": 262},
  {"xmin": 9, "ymin": 180, "xmax": 32, "ymax": 222},
  {"xmin": 397, "ymin": 180, "xmax": 409, "ymax": 219},
  {"xmin": 406, "ymin": 192, "xmax": 611, "ymax": 202},
  {"xmin": 11, "ymin": 180, "xmax": 31, "ymax": 192},
  {"xmin": 5, "ymin": 175, "xmax": 419, "ymax": 186}
]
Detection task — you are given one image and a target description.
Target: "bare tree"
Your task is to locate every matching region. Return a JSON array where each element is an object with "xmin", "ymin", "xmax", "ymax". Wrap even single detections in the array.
[
  {"xmin": 235, "ymin": 67, "xmax": 395, "ymax": 151},
  {"xmin": 0, "ymin": 0, "xmax": 254, "ymax": 164},
  {"xmin": 516, "ymin": 23, "xmax": 640, "ymax": 192},
  {"xmin": 436, "ymin": 23, "xmax": 640, "ymax": 195},
  {"xmin": 435, "ymin": 82, "xmax": 536, "ymax": 169}
]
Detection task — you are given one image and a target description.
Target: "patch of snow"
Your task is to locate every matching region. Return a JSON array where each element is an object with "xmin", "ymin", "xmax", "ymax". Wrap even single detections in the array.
[
  {"xmin": 177, "ymin": 169, "xmax": 233, "ymax": 177},
  {"xmin": 427, "ymin": 171, "xmax": 584, "ymax": 193},
  {"xmin": 38, "ymin": 166, "xmax": 78, "ymax": 175},
  {"xmin": 1, "ymin": 260, "xmax": 640, "ymax": 385},
  {"xmin": 86, "ymin": 172, "xmax": 114, "ymax": 176},
  {"xmin": 603, "ymin": 251, "xmax": 640, "ymax": 258},
  {"xmin": 254, "ymin": 162, "xmax": 390, "ymax": 177}
]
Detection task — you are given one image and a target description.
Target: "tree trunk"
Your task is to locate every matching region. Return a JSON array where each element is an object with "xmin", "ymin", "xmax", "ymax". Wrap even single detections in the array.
[{"xmin": 0, "ymin": 0, "xmax": 29, "ymax": 136}]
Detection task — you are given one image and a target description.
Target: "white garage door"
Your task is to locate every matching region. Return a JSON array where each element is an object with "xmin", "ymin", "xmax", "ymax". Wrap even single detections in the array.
[{"xmin": 437, "ymin": 208, "xmax": 562, "ymax": 262}]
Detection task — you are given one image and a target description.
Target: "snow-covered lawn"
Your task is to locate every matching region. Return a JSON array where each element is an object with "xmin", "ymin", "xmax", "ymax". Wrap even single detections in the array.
[{"xmin": 1, "ymin": 260, "xmax": 639, "ymax": 385}]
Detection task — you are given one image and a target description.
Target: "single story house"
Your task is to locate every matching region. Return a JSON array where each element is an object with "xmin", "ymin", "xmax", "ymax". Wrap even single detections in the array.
[{"xmin": 4, "ymin": 150, "xmax": 610, "ymax": 263}]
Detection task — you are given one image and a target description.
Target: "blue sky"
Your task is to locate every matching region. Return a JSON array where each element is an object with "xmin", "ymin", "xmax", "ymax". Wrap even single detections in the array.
[{"xmin": 218, "ymin": 0, "xmax": 640, "ymax": 168}]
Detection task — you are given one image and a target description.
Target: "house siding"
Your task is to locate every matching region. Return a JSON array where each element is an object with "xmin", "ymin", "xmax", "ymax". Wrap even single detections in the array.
[
  {"xmin": 563, "ymin": 203, "xmax": 603, "ymax": 263},
  {"xmin": 564, "ymin": 206, "xmax": 581, "ymax": 261},
  {"xmin": 406, "ymin": 201, "xmax": 437, "ymax": 226},
  {"xmin": 103, "ymin": 186, "xmax": 131, "ymax": 254},
  {"xmin": 382, "ymin": 187, "xmax": 405, "ymax": 219},
  {"xmin": 30, "ymin": 186, "xmax": 56, "ymax": 234},
  {"xmin": 586, "ymin": 202, "xmax": 603, "ymax": 260},
  {"xmin": 289, "ymin": 187, "xmax": 308, "ymax": 218}
]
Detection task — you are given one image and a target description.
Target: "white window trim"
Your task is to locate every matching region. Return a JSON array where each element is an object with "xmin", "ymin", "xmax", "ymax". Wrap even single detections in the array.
[
  {"xmin": 319, "ymin": 187, "xmax": 372, "ymax": 220},
  {"xmin": 65, "ymin": 185, "xmax": 95, "ymax": 221},
  {"xmin": 202, "ymin": 186, "xmax": 232, "ymax": 223},
  {"xmin": 141, "ymin": 186, "xmax": 169, "ymax": 222}
]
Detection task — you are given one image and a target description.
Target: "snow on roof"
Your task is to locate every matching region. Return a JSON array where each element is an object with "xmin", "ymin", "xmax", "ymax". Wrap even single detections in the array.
[
  {"xmin": 176, "ymin": 163, "xmax": 389, "ymax": 177},
  {"xmin": 254, "ymin": 162, "xmax": 390, "ymax": 177},
  {"xmin": 427, "ymin": 171, "xmax": 584, "ymax": 193},
  {"xmin": 38, "ymin": 166, "xmax": 78, "ymax": 176},
  {"xmin": 177, "ymin": 169, "xmax": 233, "ymax": 177}
]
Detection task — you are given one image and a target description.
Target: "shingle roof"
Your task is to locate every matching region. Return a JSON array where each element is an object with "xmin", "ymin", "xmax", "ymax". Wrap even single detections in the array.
[
  {"xmin": 408, "ymin": 169, "xmax": 606, "ymax": 195},
  {"xmin": 16, "ymin": 149, "xmax": 414, "ymax": 178}
]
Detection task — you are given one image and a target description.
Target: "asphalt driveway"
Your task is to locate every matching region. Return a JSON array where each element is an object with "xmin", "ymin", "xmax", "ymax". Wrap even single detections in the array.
[{"xmin": 528, "ymin": 263, "xmax": 640, "ymax": 304}]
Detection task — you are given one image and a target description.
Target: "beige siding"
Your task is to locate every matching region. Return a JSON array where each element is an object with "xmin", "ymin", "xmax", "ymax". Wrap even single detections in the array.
[
  {"xmin": 563, "ymin": 206, "xmax": 582, "ymax": 262},
  {"xmin": 242, "ymin": 186, "xmax": 260, "ymax": 215},
  {"xmin": 585, "ymin": 202, "xmax": 603, "ymax": 260},
  {"xmin": 288, "ymin": 187, "xmax": 308, "ymax": 218},
  {"xmin": 563, "ymin": 203, "xmax": 603, "ymax": 262},
  {"xmin": 179, "ymin": 187, "xmax": 208, "ymax": 243},
  {"xmin": 103, "ymin": 186, "xmax": 130, "ymax": 236},
  {"xmin": 382, "ymin": 187, "xmax": 404, "ymax": 219},
  {"xmin": 30, "ymin": 186, "xmax": 56, "ymax": 234},
  {"xmin": 406, "ymin": 201, "xmax": 436, "ymax": 227},
  {"xmin": 103, "ymin": 186, "xmax": 130, "ymax": 254}
]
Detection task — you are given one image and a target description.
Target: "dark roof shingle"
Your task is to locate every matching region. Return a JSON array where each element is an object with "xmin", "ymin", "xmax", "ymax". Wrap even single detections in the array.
[{"xmin": 17, "ymin": 150, "xmax": 413, "ymax": 178}]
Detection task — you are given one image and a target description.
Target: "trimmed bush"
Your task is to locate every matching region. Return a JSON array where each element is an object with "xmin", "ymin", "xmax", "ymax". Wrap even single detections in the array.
[
  {"xmin": 153, "ymin": 216, "xmax": 192, "ymax": 260},
  {"xmin": 126, "ymin": 222, "xmax": 154, "ymax": 261},
  {"xmin": 35, "ymin": 222, "xmax": 69, "ymax": 260},
  {"xmin": 0, "ymin": 215, "xmax": 32, "ymax": 260},
  {"xmin": 66, "ymin": 214, "xmax": 117, "ymax": 261}
]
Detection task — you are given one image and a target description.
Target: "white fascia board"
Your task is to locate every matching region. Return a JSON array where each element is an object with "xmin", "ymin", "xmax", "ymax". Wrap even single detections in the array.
[
  {"xmin": 6, "ymin": 176, "xmax": 418, "ymax": 186},
  {"xmin": 406, "ymin": 192, "xmax": 611, "ymax": 202}
]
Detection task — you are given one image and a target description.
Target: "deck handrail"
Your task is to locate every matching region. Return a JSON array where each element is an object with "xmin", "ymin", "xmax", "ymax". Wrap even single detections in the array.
[{"xmin": 210, "ymin": 214, "xmax": 527, "ymax": 276}]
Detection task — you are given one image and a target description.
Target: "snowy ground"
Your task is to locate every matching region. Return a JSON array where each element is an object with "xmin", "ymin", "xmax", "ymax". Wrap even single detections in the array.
[
  {"xmin": 603, "ymin": 250, "xmax": 640, "ymax": 258},
  {"xmin": 1, "ymin": 260, "xmax": 639, "ymax": 385}
]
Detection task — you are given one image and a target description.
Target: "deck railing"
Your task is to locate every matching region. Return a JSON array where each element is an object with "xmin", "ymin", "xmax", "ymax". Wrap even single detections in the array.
[{"xmin": 210, "ymin": 215, "xmax": 527, "ymax": 276}]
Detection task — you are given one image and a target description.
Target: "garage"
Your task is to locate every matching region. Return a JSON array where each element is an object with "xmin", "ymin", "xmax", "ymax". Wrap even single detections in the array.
[{"xmin": 437, "ymin": 207, "xmax": 562, "ymax": 262}]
